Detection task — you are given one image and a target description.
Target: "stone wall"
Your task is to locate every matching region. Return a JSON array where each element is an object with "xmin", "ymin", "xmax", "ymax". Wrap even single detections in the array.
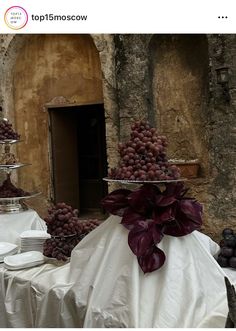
[{"xmin": 206, "ymin": 34, "xmax": 236, "ymax": 240}]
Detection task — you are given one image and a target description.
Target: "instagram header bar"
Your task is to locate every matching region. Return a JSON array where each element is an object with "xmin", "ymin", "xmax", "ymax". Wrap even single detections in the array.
[{"xmin": 0, "ymin": 0, "xmax": 235, "ymax": 33}]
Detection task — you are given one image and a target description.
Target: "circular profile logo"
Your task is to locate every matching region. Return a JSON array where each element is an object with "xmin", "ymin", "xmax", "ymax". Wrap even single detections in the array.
[{"xmin": 4, "ymin": 6, "xmax": 28, "ymax": 30}]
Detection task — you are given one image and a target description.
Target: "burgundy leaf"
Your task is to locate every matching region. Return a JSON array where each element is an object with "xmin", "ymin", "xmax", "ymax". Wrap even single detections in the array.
[
  {"xmin": 138, "ymin": 246, "xmax": 166, "ymax": 273},
  {"xmin": 152, "ymin": 224, "xmax": 164, "ymax": 244},
  {"xmin": 164, "ymin": 182, "xmax": 187, "ymax": 199},
  {"xmin": 128, "ymin": 221, "xmax": 154, "ymax": 256},
  {"xmin": 155, "ymin": 195, "xmax": 176, "ymax": 207},
  {"xmin": 121, "ymin": 208, "xmax": 145, "ymax": 230},
  {"xmin": 162, "ymin": 209, "xmax": 202, "ymax": 237},
  {"xmin": 179, "ymin": 199, "xmax": 203, "ymax": 224},
  {"xmin": 101, "ymin": 189, "xmax": 131, "ymax": 216},
  {"xmin": 128, "ymin": 184, "xmax": 159, "ymax": 215},
  {"xmin": 153, "ymin": 205, "xmax": 176, "ymax": 224}
]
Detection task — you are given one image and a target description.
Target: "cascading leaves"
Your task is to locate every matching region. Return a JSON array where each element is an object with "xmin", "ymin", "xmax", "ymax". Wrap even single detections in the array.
[{"xmin": 101, "ymin": 182, "xmax": 203, "ymax": 273}]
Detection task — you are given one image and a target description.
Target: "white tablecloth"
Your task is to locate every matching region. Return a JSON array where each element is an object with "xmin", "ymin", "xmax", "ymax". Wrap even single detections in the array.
[
  {"xmin": 0, "ymin": 210, "xmax": 46, "ymax": 245},
  {"xmin": 0, "ymin": 215, "xmax": 235, "ymax": 328}
]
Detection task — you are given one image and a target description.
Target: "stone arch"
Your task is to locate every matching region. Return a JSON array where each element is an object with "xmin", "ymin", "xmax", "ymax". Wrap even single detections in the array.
[
  {"xmin": 0, "ymin": 34, "xmax": 119, "ymax": 207},
  {"xmin": 148, "ymin": 34, "xmax": 209, "ymax": 175}
]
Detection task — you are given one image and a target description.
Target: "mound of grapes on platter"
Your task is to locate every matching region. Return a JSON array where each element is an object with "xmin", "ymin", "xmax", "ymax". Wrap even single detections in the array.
[
  {"xmin": 43, "ymin": 202, "xmax": 102, "ymax": 261},
  {"xmin": 108, "ymin": 120, "xmax": 180, "ymax": 181},
  {"xmin": 0, "ymin": 118, "xmax": 20, "ymax": 141}
]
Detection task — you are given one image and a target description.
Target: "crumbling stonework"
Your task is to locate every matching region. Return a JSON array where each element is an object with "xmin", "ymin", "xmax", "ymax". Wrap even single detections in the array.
[
  {"xmin": 114, "ymin": 35, "xmax": 153, "ymax": 141},
  {"xmin": 206, "ymin": 34, "xmax": 236, "ymax": 241}
]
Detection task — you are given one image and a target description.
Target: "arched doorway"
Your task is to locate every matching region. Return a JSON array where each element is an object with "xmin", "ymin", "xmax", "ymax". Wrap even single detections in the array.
[{"xmin": 12, "ymin": 34, "xmax": 107, "ymax": 214}]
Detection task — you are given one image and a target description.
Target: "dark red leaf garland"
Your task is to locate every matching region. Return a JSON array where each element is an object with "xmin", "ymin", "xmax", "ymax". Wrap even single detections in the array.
[{"xmin": 101, "ymin": 182, "xmax": 203, "ymax": 273}]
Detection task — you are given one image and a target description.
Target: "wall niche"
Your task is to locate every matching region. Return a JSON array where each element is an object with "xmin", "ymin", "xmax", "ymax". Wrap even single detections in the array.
[{"xmin": 149, "ymin": 35, "xmax": 209, "ymax": 177}]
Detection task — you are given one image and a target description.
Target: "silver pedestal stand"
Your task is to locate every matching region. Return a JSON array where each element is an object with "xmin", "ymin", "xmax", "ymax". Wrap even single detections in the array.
[{"xmin": 0, "ymin": 139, "xmax": 40, "ymax": 213}]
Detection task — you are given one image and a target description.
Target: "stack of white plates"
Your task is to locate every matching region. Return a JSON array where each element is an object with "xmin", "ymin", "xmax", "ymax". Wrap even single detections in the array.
[
  {"xmin": 4, "ymin": 251, "xmax": 45, "ymax": 270},
  {"xmin": 0, "ymin": 242, "xmax": 18, "ymax": 262},
  {"xmin": 20, "ymin": 230, "xmax": 51, "ymax": 253}
]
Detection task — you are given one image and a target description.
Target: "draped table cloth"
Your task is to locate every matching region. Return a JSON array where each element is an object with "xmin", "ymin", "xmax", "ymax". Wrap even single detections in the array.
[
  {"xmin": 0, "ymin": 215, "xmax": 235, "ymax": 327},
  {"xmin": 0, "ymin": 209, "xmax": 46, "ymax": 245}
]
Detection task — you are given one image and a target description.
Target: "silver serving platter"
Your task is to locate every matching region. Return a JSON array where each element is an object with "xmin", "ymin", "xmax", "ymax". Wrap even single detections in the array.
[
  {"xmin": 0, "ymin": 192, "xmax": 41, "ymax": 213},
  {"xmin": 0, "ymin": 163, "xmax": 31, "ymax": 170},
  {"xmin": 0, "ymin": 139, "xmax": 21, "ymax": 144},
  {"xmin": 0, "ymin": 192, "xmax": 41, "ymax": 202},
  {"xmin": 51, "ymin": 234, "xmax": 77, "ymax": 239},
  {"xmin": 103, "ymin": 177, "xmax": 187, "ymax": 184}
]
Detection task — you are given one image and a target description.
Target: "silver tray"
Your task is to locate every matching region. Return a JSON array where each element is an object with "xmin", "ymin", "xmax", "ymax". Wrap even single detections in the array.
[
  {"xmin": 0, "ymin": 139, "xmax": 21, "ymax": 144},
  {"xmin": 0, "ymin": 192, "xmax": 41, "ymax": 213},
  {"xmin": 103, "ymin": 177, "xmax": 187, "ymax": 184},
  {"xmin": 0, "ymin": 192, "xmax": 41, "ymax": 202},
  {"xmin": 0, "ymin": 163, "xmax": 31, "ymax": 170}
]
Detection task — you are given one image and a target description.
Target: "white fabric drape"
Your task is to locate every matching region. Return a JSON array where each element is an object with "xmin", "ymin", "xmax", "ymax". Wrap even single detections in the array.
[
  {"xmin": 69, "ymin": 215, "xmax": 230, "ymax": 328},
  {"xmin": 0, "ymin": 210, "xmax": 46, "ymax": 245},
  {"xmin": 0, "ymin": 215, "xmax": 234, "ymax": 327}
]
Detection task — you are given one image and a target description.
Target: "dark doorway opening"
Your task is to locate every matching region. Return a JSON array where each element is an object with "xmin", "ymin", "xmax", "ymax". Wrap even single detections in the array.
[{"xmin": 48, "ymin": 104, "xmax": 108, "ymax": 217}]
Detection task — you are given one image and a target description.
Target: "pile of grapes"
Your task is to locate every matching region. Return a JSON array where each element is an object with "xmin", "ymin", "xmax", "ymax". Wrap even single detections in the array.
[
  {"xmin": 43, "ymin": 236, "xmax": 80, "ymax": 262},
  {"xmin": 0, "ymin": 119, "xmax": 20, "ymax": 141},
  {"xmin": 78, "ymin": 219, "xmax": 102, "ymax": 239},
  {"xmin": 217, "ymin": 228, "xmax": 236, "ymax": 269},
  {"xmin": 108, "ymin": 120, "xmax": 180, "ymax": 181},
  {"xmin": 43, "ymin": 202, "xmax": 102, "ymax": 261},
  {"xmin": 0, "ymin": 174, "xmax": 30, "ymax": 198},
  {"xmin": 44, "ymin": 202, "xmax": 80, "ymax": 236}
]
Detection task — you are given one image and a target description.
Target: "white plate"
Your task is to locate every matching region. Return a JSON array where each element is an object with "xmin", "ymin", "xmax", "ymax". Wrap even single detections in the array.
[
  {"xmin": 4, "ymin": 260, "xmax": 45, "ymax": 270},
  {"xmin": 0, "ymin": 252, "xmax": 18, "ymax": 263},
  {"xmin": 20, "ymin": 230, "xmax": 50, "ymax": 239},
  {"xmin": 4, "ymin": 251, "xmax": 45, "ymax": 268},
  {"xmin": 0, "ymin": 242, "xmax": 18, "ymax": 256}
]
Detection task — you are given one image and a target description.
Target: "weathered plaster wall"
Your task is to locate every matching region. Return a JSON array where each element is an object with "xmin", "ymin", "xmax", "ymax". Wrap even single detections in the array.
[
  {"xmin": 150, "ymin": 35, "xmax": 209, "ymax": 171},
  {"xmin": 12, "ymin": 34, "xmax": 103, "ymax": 199}
]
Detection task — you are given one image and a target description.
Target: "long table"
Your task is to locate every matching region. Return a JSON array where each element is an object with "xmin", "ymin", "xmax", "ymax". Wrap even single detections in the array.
[{"xmin": 0, "ymin": 215, "xmax": 235, "ymax": 327}]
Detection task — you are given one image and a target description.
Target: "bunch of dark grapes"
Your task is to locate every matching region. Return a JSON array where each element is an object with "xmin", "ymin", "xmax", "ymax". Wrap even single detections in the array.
[
  {"xmin": 78, "ymin": 219, "xmax": 102, "ymax": 239},
  {"xmin": 43, "ymin": 236, "xmax": 80, "ymax": 261},
  {"xmin": 44, "ymin": 202, "xmax": 80, "ymax": 237},
  {"xmin": 108, "ymin": 120, "xmax": 180, "ymax": 181},
  {"xmin": 43, "ymin": 202, "xmax": 102, "ymax": 261},
  {"xmin": 0, "ymin": 174, "xmax": 30, "ymax": 198},
  {"xmin": 0, "ymin": 119, "xmax": 20, "ymax": 140},
  {"xmin": 217, "ymin": 228, "xmax": 236, "ymax": 269}
]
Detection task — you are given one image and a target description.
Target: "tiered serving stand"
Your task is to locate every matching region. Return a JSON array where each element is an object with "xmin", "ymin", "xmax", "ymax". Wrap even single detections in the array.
[{"xmin": 0, "ymin": 138, "xmax": 40, "ymax": 213}]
